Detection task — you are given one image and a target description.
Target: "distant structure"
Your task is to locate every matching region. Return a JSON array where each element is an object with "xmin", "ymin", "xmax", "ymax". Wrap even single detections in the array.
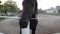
[
  {"xmin": 45, "ymin": 7, "xmax": 58, "ymax": 14},
  {"xmin": 56, "ymin": 6, "xmax": 60, "ymax": 13}
]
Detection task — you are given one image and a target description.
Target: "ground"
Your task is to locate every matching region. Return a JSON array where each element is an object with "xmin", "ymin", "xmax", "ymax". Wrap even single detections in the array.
[{"xmin": 0, "ymin": 14, "xmax": 60, "ymax": 34}]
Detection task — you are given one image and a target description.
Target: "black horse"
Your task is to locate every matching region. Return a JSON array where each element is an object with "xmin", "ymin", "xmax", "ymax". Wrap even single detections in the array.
[{"xmin": 19, "ymin": 0, "xmax": 38, "ymax": 34}]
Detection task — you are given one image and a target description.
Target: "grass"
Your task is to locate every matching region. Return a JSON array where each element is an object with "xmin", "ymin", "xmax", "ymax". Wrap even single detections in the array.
[{"xmin": 0, "ymin": 17, "xmax": 6, "ymax": 21}]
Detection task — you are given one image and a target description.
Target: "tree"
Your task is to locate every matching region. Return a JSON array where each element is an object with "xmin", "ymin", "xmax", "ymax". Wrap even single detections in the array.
[
  {"xmin": 3, "ymin": 0, "xmax": 20, "ymax": 16},
  {"xmin": 38, "ymin": 8, "xmax": 46, "ymax": 14},
  {"xmin": 0, "ymin": 1, "xmax": 5, "ymax": 12},
  {"xmin": 0, "ymin": 1, "xmax": 1, "ymax": 3},
  {"xmin": 38, "ymin": 9, "xmax": 43, "ymax": 13},
  {"xmin": 0, "ymin": 0, "xmax": 20, "ymax": 16},
  {"xmin": 0, "ymin": 5, "xmax": 5, "ymax": 12},
  {"xmin": 4, "ymin": 0, "xmax": 20, "ymax": 12}
]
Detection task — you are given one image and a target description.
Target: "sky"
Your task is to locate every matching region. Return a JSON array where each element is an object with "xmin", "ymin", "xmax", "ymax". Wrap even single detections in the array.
[{"xmin": 1, "ymin": 0, "xmax": 60, "ymax": 10}]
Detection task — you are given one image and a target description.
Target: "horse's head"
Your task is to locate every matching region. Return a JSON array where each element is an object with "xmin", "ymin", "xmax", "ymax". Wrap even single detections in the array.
[
  {"xmin": 22, "ymin": 0, "xmax": 36, "ymax": 18},
  {"xmin": 22, "ymin": 0, "xmax": 35, "ymax": 13}
]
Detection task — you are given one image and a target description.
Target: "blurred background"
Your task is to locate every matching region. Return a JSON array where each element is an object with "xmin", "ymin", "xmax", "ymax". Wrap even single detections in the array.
[
  {"xmin": 0, "ymin": 0, "xmax": 20, "ymax": 16},
  {"xmin": 0, "ymin": 0, "xmax": 60, "ymax": 34},
  {"xmin": 0, "ymin": 0, "xmax": 60, "ymax": 16}
]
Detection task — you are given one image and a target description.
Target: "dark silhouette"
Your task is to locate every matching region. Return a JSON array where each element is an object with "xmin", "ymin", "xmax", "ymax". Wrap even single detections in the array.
[{"xmin": 19, "ymin": 0, "xmax": 38, "ymax": 34}]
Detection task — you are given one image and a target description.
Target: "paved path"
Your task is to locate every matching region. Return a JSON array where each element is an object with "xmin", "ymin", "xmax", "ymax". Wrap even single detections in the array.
[
  {"xmin": 0, "ymin": 14, "xmax": 60, "ymax": 34},
  {"xmin": 0, "ymin": 19, "xmax": 20, "ymax": 34},
  {"xmin": 36, "ymin": 15, "xmax": 60, "ymax": 34}
]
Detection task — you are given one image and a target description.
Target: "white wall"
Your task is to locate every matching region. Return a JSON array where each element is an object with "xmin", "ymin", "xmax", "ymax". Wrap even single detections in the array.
[{"xmin": 46, "ymin": 10, "xmax": 58, "ymax": 13}]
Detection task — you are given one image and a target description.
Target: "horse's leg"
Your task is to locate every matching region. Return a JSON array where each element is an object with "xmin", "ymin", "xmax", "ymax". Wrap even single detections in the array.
[
  {"xmin": 19, "ymin": 8, "xmax": 31, "ymax": 34},
  {"xmin": 20, "ymin": 27, "xmax": 21, "ymax": 34},
  {"xmin": 30, "ymin": 0, "xmax": 38, "ymax": 34},
  {"xmin": 19, "ymin": 15, "xmax": 30, "ymax": 34},
  {"xmin": 20, "ymin": 23, "xmax": 30, "ymax": 34},
  {"xmin": 30, "ymin": 19, "xmax": 38, "ymax": 34}
]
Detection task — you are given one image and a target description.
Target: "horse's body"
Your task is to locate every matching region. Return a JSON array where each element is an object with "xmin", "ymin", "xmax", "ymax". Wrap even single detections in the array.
[{"xmin": 19, "ymin": 0, "xmax": 38, "ymax": 34}]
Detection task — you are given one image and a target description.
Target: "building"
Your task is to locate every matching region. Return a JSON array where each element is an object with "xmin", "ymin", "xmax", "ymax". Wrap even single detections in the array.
[{"xmin": 45, "ymin": 8, "xmax": 58, "ymax": 14}]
